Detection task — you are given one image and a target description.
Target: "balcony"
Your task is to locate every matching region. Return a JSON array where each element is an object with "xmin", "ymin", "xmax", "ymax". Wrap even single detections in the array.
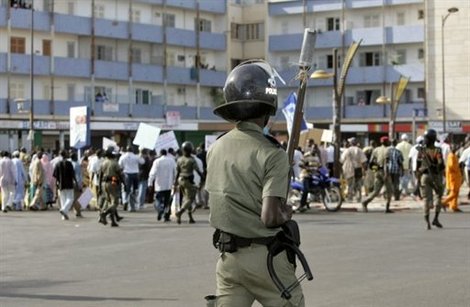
[
  {"xmin": 55, "ymin": 14, "xmax": 91, "ymax": 35},
  {"xmin": 386, "ymin": 25, "xmax": 424, "ymax": 44},
  {"xmin": 132, "ymin": 63, "xmax": 164, "ymax": 83},
  {"xmin": 9, "ymin": 54, "xmax": 51, "ymax": 75},
  {"xmin": 95, "ymin": 60, "xmax": 128, "ymax": 81},
  {"xmin": 132, "ymin": 23, "xmax": 163, "ymax": 43}
]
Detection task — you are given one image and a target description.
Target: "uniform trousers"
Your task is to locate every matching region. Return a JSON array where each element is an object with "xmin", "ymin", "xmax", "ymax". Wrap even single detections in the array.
[
  {"xmin": 363, "ymin": 170, "xmax": 392, "ymax": 205},
  {"xmin": 178, "ymin": 177, "xmax": 196, "ymax": 211},
  {"xmin": 420, "ymin": 174, "xmax": 443, "ymax": 215},
  {"xmin": 216, "ymin": 244, "xmax": 304, "ymax": 307},
  {"xmin": 103, "ymin": 182, "xmax": 120, "ymax": 212}
]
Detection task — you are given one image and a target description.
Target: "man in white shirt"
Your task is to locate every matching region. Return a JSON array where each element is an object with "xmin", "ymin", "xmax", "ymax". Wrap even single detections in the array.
[
  {"xmin": 87, "ymin": 149, "xmax": 104, "ymax": 209},
  {"xmin": 0, "ymin": 151, "xmax": 17, "ymax": 213},
  {"xmin": 409, "ymin": 136, "xmax": 424, "ymax": 199},
  {"xmin": 396, "ymin": 134, "xmax": 413, "ymax": 196},
  {"xmin": 119, "ymin": 146, "xmax": 145, "ymax": 212},
  {"xmin": 148, "ymin": 149, "xmax": 177, "ymax": 222}
]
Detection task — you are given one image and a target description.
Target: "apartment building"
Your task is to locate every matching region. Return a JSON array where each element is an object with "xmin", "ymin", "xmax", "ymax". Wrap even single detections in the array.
[
  {"xmin": 0, "ymin": 0, "xmax": 231, "ymax": 149},
  {"xmin": 0, "ymin": 0, "xmax": 468, "ymax": 150}
]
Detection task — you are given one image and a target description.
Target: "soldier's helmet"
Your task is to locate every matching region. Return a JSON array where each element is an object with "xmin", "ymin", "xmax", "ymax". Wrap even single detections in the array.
[
  {"xmin": 105, "ymin": 146, "xmax": 116, "ymax": 158},
  {"xmin": 182, "ymin": 141, "xmax": 194, "ymax": 155},
  {"xmin": 214, "ymin": 60, "xmax": 278, "ymax": 122},
  {"xmin": 424, "ymin": 129, "xmax": 437, "ymax": 145}
]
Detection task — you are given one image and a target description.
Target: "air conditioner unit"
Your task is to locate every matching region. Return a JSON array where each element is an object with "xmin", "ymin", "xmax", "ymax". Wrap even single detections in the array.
[{"xmin": 177, "ymin": 87, "xmax": 186, "ymax": 95}]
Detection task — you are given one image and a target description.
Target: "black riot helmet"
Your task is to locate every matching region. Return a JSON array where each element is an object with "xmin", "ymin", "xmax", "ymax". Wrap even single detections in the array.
[
  {"xmin": 182, "ymin": 141, "xmax": 194, "ymax": 156},
  {"xmin": 424, "ymin": 129, "xmax": 437, "ymax": 146},
  {"xmin": 214, "ymin": 60, "xmax": 278, "ymax": 122}
]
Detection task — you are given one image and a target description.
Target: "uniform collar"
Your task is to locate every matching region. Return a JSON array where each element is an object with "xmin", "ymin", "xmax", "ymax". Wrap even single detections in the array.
[{"xmin": 236, "ymin": 121, "xmax": 263, "ymax": 134}]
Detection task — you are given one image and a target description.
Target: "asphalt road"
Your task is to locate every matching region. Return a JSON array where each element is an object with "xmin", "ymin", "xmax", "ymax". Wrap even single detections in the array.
[{"xmin": 1, "ymin": 206, "xmax": 469, "ymax": 307}]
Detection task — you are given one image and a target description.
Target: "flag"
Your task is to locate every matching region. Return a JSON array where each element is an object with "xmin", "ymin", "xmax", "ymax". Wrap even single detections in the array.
[{"xmin": 282, "ymin": 92, "xmax": 308, "ymax": 136}]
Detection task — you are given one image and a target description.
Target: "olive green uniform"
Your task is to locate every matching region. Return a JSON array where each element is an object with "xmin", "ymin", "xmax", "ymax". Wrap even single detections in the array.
[
  {"xmin": 99, "ymin": 158, "xmax": 122, "ymax": 215},
  {"xmin": 206, "ymin": 121, "xmax": 304, "ymax": 307},
  {"xmin": 176, "ymin": 156, "xmax": 198, "ymax": 212},
  {"xmin": 417, "ymin": 146, "xmax": 444, "ymax": 215},
  {"xmin": 362, "ymin": 145, "xmax": 393, "ymax": 211}
]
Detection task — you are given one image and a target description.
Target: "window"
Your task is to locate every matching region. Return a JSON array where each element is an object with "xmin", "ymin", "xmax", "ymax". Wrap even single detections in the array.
[
  {"xmin": 67, "ymin": 84, "xmax": 76, "ymax": 101},
  {"xmin": 195, "ymin": 18, "xmax": 212, "ymax": 33},
  {"xmin": 132, "ymin": 10, "xmax": 141, "ymax": 23},
  {"xmin": 417, "ymin": 88, "xmax": 425, "ymax": 99},
  {"xmin": 130, "ymin": 48, "xmax": 142, "ymax": 64},
  {"xmin": 94, "ymin": 4, "xmax": 104, "ymax": 18},
  {"xmin": 327, "ymin": 17, "xmax": 340, "ymax": 31},
  {"xmin": 44, "ymin": 0, "xmax": 52, "ymax": 12},
  {"xmin": 67, "ymin": 41, "xmax": 75, "ymax": 58},
  {"xmin": 231, "ymin": 23, "xmax": 243, "ymax": 40},
  {"xmin": 135, "ymin": 89, "xmax": 152, "ymax": 105},
  {"xmin": 356, "ymin": 90, "xmax": 381, "ymax": 105},
  {"xmin": 10, "ymin": 37, "xmax": 25, "ymax": 54},
  {"xmin": 10, "ymin": 83, "xmax": 25, "ymax": 100},
  {"xmin": 418, "ymin": 10, "xmax": 424, "ymax": 20},
  {"xmin": 67, "ymin": 2, "xmax": 75, "ymax": 15},
  {"xmin": 392, "ymin": 50, "xmax": 406, "ymax": 65},
  {"xmin": 85, "ymin": 86, "xmax": 112, "ymax": 103},
  {"xmin": 418, "ymin": 48, "xmax": 424, "ymax": 59},
  {"xmin": 364, "ymin": 15, "xmax": 380, "ymax": 28},
  {"xmin": 327, "ymin": 54, "xmax": 341, "ymax": 69},
  {"xmin": 359, "ymin": 52, "xmax": 381, "ymax": 66},
  {"xmin": 42, "ymin": 39, "xmax": 52, "ymax": 56},
  {"xmin": 96, "ymin": 45, "xmax": 113, "ymax": 61},
  {"xmin": 166, "ymin": 50, "xmax": 175, "ymax": 66},
  {"xmin": 396, "ymin": 12, "xmax": 405, "ymax": 26},
  {"xmin": 162, "ymin": 13, "xmax": 175, "ymax": 28},
  {"xmin": 246, "ymin": 23, "xmax": 264, "ymax": 40}
]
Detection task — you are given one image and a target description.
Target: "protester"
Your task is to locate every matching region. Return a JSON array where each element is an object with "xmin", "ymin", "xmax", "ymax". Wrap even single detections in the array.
[
  {"xmin": 12, "ymin": 151, "xmax": 27, "ymax": 211},
  {"xmin": 0, "ymin": 151, "xmax": 17, "ymax": 213},
  {"xmin": 119, "ymin": 145, "xmax": 144, "ymax": 212},
  {"xmin": 442, "ymin": 144, "xmax": 463, "ymax": 212},
  {"xmin": 387, "ymin": 139, "xmax": 404, "ymax": 201},
  {"xmin": 396, "ymin": 134, "xmax": 413, "ymax": 197},
  {"xmin": 53, "ymin": 150, "xmax": 78, "ymax": 221},
  {"xmin": 340, "ymin": 137, "xmax": 367, "ymax": 202}
]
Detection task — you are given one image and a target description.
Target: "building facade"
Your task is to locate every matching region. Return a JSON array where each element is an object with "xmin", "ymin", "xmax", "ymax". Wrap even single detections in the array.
[{"xmin": 0, "ymin": 0, "xmax": 468, "ymax": 151}]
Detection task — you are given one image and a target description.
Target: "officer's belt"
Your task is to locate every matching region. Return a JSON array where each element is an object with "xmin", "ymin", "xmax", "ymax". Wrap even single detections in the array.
[
  {"xmin": 232, "ymin": 234, "xmax": 274, "ymax": 248},
  {"xmin": 213, "ymin": 229, "xmax": 274, "ymax": 253}
]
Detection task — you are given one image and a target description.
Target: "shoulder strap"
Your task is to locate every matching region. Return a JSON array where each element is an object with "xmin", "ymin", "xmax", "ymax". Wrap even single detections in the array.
[{"xmin": 264, "ymin": 134, "xmax": 282, "ymax": 149}]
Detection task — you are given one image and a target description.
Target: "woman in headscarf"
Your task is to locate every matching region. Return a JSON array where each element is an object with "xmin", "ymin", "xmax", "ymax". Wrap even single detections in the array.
[{"xmin": 29, "ymin": 152, "xmax": 45, "ymax": 210}]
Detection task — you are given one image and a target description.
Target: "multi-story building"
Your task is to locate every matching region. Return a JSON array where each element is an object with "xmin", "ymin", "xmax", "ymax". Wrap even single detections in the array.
[{"xmin": 0, "ymin": 0, "xmax": 468, "ymax": 151}]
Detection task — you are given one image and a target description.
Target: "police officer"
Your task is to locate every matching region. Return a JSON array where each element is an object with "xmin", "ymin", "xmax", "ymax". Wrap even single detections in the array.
[
  {"xmin": 174, "ymin": 141, "xmax": 204, "ymax": 224},
  {"xmin": 98, "ymin": 147, "xmax": 124, "ymax": 227},
  {"xmin": 361, "ymin": 136, "xmax": 394, "ymax": 213},
  {"xmin": 417, "ymin": 129, "xmax": 445, "ymax": 230},
  {"xmin": 205, "ymin": 60, "xmax": 304, "ymax": 306}
]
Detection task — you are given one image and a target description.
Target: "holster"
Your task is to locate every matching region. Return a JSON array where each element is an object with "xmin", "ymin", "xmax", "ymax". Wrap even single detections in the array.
[{"xmin": 268, "ymin": 220, "xmax": 300, "ymax": 266}]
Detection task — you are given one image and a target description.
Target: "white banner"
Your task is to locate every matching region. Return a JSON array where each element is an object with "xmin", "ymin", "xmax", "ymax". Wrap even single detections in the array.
[
  {"xmin": 205, "ymin": 135, "xmax": 219, "ymax": 151},
  {"xmin": 133, "ymin": 123, "xmax": 161, "ymax": 150},
  {"xmin": 155, "ymin": 131, "xmax": 180, "ymax": 152},
  {"xmin": 102, "ymin": 137, "xmax": 119, "ymax": 152},
  {"xmin": 69, "ymin": 106, "xmax": 89, "ymax": 149}
]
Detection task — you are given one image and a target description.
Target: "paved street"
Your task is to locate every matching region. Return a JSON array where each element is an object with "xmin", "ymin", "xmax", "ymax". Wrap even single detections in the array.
[{"xmin": 1, "ymin": 204, "xmax": 469, "ymax": 307}]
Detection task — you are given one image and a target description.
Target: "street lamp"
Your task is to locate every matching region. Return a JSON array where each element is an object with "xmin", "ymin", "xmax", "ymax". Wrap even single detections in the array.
[
  {"xmin": 441, "ymin": 7, "xmax": 459, "ymax": 133},
  {"xmin": 310, "ymin": 40, "xmax": 362, "ymax": 178}
]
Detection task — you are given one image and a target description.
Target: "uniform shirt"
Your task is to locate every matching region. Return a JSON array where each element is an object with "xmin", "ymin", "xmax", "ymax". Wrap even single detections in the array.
[
  {"xmin": 206, "ymin": 121, "xmax": 289, "ymax": 238},
  {"xmin": 148, "ymin": 155, "xmax": 176, "ymax": 192},
  {"xmin": 417, "ymin": 146, "xmax": 444, "ymax": 174},
  {"xmin": 118, "ymin": 152, "xmax": 144, "ymax": 174},
  {"xmin": 369, "ymin": 145, "xmax": 389, "ymax": 168},
  {"xmin": 176, "ymin": 155, "xmax": 199, "ymax": 178},
  {"xmin": 396, "ymin": 141, "xmax": 412, "ymax": 170},
  {"xmin": 99, "ymin": 158, "xmax": 122, "ymax": 182}
]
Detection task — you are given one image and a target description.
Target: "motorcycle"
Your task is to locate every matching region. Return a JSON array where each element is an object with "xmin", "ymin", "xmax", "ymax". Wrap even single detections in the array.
[{"xmin": 289, "ymin": 166, "xmax": 343, "ymax": 212}]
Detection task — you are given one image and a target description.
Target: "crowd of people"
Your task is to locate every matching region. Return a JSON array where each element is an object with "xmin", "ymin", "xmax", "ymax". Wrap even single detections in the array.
[
  {"xmin": 1, "ymin": 131, "xmax": 469, "ymax": 229},
  {"xmin": 290, "ymin": 131, "xmax": 470, "ymax": 227},
  {"xmin": 0, "ymin": 142, "xmax": 208, "ymax": 227}
]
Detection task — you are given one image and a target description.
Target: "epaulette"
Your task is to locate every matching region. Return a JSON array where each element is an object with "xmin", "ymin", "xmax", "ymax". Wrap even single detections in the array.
[{"xmin": 264, "ymin": 134, "xmax": 282, "ymax": 149}]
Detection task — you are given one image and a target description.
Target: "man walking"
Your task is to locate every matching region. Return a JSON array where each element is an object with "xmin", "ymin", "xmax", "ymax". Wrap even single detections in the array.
[
  {"xmin": 340, "ymin": 137, "xmax": 367, "ymax": 202},
  {"xmin": 417, "ymin": 129, "xmax": 445, "ymax": 230},
  {"xmin": 53, "ymin": 150, "xmax": 78, "ymax": 220},
  {"xmin": 387, "ymin": 139, "xmax": 404, "ymax": 201},
  {"xmin": 98, "ymin": 147, "xmax": 123, "ymax": 227},
  {"xmin": 396, "ymin": 134, "xmax": 413, "ymax": 197},
  {"xmin": 362, "ymin": 136, "xmax": 394, "ymax": 213},
  {"xmin": 12, "ymin": 151, "xmax": 27, "ymax": 211},
  {"xmin": 119, "ymin": 145, "xmax": 144, "ymax": 212},
  {"xmin": 148, "ymin": 149, "xmax": 176, "ymax": 222},
  {"xmin": 0, "ymin": 151, "xmax": 17, "ymax": 213}
]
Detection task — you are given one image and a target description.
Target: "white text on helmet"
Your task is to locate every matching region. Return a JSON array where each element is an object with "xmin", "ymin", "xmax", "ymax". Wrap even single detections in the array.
[{"xmin": 265, "ymin": 88, "xmax": 277, "ymax": 95}]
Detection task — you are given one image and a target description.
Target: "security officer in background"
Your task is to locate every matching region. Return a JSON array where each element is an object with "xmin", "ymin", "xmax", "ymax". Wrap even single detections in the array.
[
  {"xmin": 361, "ymin": 136, "xmax": 394, "ymax": 213},
  {"xmin": 174, "ymin": 141, "xmax": 204, "ymax": 224},
  {"xmin": 417, "ymin": 129, "xmax": 445, "ymax": 230},
  {"xmin": 98, "ymin": 147, "xmax": 124, "ymax": 227},
  {"xmin": 205, "ymin": 60, "xmax": 304, "ymax": 306}
]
